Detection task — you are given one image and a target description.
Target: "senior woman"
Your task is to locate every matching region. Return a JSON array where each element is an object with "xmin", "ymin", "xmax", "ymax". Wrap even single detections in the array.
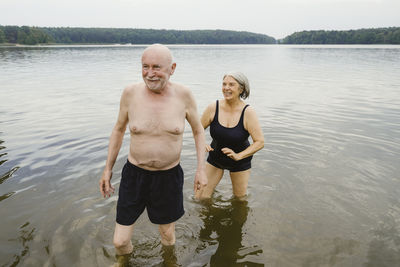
[{"xmin": 197, "ymin": 72, "xmax": 264, "ymax": 199}]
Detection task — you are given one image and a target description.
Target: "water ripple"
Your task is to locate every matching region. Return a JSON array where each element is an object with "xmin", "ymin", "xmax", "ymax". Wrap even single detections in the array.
[{"xmin": 1, "ymin": 45, "xmax": 400, "ymax": 266}]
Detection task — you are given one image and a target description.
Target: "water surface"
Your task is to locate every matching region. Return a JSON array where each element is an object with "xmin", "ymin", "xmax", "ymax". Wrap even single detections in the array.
[{"xmin": 1, "ymin": 44, "xmax": 400, "ymax": 266}]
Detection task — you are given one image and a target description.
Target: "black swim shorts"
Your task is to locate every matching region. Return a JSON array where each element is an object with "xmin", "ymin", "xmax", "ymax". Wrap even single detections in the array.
[{"xmin": 116, "ymin": 160, "xmax": 184, "ymax": 225}]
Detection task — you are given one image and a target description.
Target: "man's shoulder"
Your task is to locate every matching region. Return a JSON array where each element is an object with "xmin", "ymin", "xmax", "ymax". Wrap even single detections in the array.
[
  {"xmin": 122, "ymin": 83, "xmax": 145, "ymax": 95},
  {"xmin": 171, "ymin": 82, "xmax": 190, "ymax": 93},
  {"xmin": 170, "ymin": 82, "xmax": 192, "ymax": 99}
]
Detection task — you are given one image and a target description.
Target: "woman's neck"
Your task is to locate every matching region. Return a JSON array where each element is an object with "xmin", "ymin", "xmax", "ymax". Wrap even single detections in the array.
[{"xmin": 223, "ymin": 98, "xmax": 243, "ymax": 110}]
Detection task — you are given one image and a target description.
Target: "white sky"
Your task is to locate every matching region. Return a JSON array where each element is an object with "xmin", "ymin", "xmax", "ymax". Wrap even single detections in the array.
[{"xmin": 1, "ymin": 0, "xmax": 399, "ymax": 39}]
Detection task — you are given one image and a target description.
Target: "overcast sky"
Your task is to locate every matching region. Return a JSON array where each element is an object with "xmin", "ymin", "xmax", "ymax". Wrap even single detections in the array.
[{"xmin": 1, "ymin": 0, "xmax": 399, "ymax": 39}]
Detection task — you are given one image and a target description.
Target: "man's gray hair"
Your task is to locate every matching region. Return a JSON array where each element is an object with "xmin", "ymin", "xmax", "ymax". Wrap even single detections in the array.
[{"xmin": 223, "ymin": 72, "xmax": 250, "ymax": 99}]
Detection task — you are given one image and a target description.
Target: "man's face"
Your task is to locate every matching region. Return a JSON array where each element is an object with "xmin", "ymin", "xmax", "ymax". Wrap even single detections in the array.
[{"xmin": 141, "ymin": 51, "xmax": 175, "ymax": 92}]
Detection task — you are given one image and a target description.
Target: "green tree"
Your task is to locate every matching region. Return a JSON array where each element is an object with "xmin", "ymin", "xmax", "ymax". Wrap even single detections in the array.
[
  {"xmin": 0, "ymin": 28, "xmax": 6, "ymax": 43},
  {"xmin": 281, "ymin": 27, "xmax": 400, "ymax": 44}
]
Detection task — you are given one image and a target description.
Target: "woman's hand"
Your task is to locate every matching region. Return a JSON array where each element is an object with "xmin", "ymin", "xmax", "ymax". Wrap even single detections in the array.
[
  {"xmin": 205, "ymin": 144, "xmax": 214, "ymax": 152},
  {"xmin": 221, "ymin": 147, "xmax": 242, "ymax": 161}
]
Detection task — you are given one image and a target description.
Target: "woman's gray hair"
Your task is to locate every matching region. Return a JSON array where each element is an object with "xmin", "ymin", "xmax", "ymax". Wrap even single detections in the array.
[{"xmin": 223, "ymin": 71, "xmax": 250, "ymax": 99}]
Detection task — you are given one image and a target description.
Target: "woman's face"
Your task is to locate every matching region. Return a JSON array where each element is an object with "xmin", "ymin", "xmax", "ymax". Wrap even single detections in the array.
[{"xmin": 222, "ymin": 76, "xmax": 242, "ymax": 100}]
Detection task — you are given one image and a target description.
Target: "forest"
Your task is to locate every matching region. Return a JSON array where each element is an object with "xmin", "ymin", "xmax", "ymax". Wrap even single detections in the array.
[
  {"xmin": 1, "ymin": 26, "xmax": 399, "ymax": 45},
  {"xmin": 0, "ymin": 26, "xmax": 276, "ymax": 45},
  {"xmin": 280, "ymin": 27, "xmax": 400, "ymax": 44}
]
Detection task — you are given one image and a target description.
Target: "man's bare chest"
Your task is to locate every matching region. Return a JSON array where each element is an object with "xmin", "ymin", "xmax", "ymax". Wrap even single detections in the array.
[{"xmin": 128, "ymin": 100, "xmax": 186, "ymax": 135}]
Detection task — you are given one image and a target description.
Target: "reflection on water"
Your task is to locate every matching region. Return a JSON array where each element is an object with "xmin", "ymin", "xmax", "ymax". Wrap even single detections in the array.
[
  {"xmin": 160, "ymin": 246, "xmax": 179, "ymax": 267},
  {"xmin": 365, "ymin": 214, "xmax": 400, "ymax": 267},
  {"xmin": 0, "ymin": 139, "xmax": 19, "ymax": 202},
  {"xmin": 196, "ymin": 197, "xmax": 262, "ymax": 266},
  {"xmin": 119, "ymin": 243, "xmax": 179, "ymax": 267},
  {"xmin": 4, "ymin": 222, "xmax": 35, "ymax": 267}
]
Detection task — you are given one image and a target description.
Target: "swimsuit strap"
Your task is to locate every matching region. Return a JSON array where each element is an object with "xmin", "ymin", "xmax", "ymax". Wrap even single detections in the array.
[
  {"xmin": 214, "ymin": 100, "xmax": 249, "ymax": 126},
  {"xmin": 239, "ymin": 104, "xmax": 250, "ymax": 125},
  {"xmin": 213, "ymin": 100, "xmax": 219, "ymax": 122}
]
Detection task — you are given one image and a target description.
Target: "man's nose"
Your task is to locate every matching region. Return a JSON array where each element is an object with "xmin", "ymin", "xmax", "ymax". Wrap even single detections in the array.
[{"xmin": 147, "ymin": 69, "xmax": 155, "ymax": 77}]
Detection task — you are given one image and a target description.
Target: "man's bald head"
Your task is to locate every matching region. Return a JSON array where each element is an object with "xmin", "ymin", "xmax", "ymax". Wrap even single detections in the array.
[{"xmin": 142, "ymin": 44, "xmax": 173, "ymax": 66}]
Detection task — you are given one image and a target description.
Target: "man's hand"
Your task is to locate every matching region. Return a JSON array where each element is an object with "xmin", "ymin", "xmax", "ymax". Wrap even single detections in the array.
[
  {"xmin": 221, "ymin": 148, "xmax": 242, "ymax": 161},
  {"xmin": 205, "ymin": 144, "xmax": 214, "ymax": 152},
  {"xmin": 99, "ymin": 170, "xmax": 115, "ymax": 198},
  {"xmin": 194, "ymin": 168, "xmax": 207, "ymax": 196}
]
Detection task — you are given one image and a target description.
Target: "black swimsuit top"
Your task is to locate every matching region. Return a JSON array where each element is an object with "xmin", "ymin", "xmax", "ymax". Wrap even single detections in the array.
[{"xmin": 209, "ymin": 100, "xmax": 250, "ymax": 153}]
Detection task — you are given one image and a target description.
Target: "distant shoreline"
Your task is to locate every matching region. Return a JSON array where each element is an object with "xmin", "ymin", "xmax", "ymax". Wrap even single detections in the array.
[
  {"xmin": 1, "ymin": 26, "xmax": 399, "ymax": 45},
  {"xmin": 0, "ymin": 26, "xmax": 276, "ymax": 45},
  {"xmin": 2, "ymin": 43, "xmax": 400, "ymax": 48},
  {"xmin": 279, "ymin": 27, "xmax": 400, "ymax": 44}
]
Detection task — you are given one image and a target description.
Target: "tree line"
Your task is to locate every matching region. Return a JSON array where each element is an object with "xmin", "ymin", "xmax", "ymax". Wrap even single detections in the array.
[
  {"xmin": 2, "ymin": 26, "xmax": 400, "ymax": 45},
  {"xmin": 0, "ymin": 26, "xmax": 52, "ymax": 45},
  {"xmin": 0, "ymin": 26, "xmax": 276, "ymax": 45},
  {"xmin": 280, "ymin": 27, "xmax": 400, "ymax": 44}
]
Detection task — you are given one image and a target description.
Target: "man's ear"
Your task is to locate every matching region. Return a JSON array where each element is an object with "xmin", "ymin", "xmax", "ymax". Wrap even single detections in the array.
[{"xmin": 170, "ymin": 63, "xmax": 176, "ymax": 75}]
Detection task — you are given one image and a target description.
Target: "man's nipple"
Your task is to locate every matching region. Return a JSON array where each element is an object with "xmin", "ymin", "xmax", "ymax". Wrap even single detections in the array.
[{"xmin": 130, "ymin": 125, "xmax": 139, "ymax": 133}]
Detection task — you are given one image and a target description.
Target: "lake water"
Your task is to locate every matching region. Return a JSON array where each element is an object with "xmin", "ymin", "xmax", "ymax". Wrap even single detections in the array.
[{"xmin": 1, "ymin": 44, "xmax": 400, "ymax": 267}]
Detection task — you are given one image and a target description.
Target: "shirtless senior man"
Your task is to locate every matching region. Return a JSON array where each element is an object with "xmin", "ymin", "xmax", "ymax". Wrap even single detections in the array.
[{"xmin": 99, "ymin": 44, "xmax": 207, "ymax": 256}]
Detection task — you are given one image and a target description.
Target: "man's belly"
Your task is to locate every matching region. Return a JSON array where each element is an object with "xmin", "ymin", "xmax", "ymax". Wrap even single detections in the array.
[{"xmin": 128, "ymin": 138, "xmax": 183, "ymax": 170}]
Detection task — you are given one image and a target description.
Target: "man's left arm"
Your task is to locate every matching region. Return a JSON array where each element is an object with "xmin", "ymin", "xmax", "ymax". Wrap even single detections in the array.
[{"xmin": 184, "ymin": 88, "xmax": 207, "ymax": 195}]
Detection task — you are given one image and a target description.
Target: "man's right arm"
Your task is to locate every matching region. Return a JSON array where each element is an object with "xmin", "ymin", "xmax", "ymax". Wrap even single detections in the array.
[
  {"xmin": 183, "ymin": 87, "xmax": 207, "ymax": 196},
  {"xmin": 99, "ymin": 87, "xmax": 130, "ymax": 198},
  {"xmin": 200, "ymin": 102, "xmax": 216, "ymax": 152}
]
